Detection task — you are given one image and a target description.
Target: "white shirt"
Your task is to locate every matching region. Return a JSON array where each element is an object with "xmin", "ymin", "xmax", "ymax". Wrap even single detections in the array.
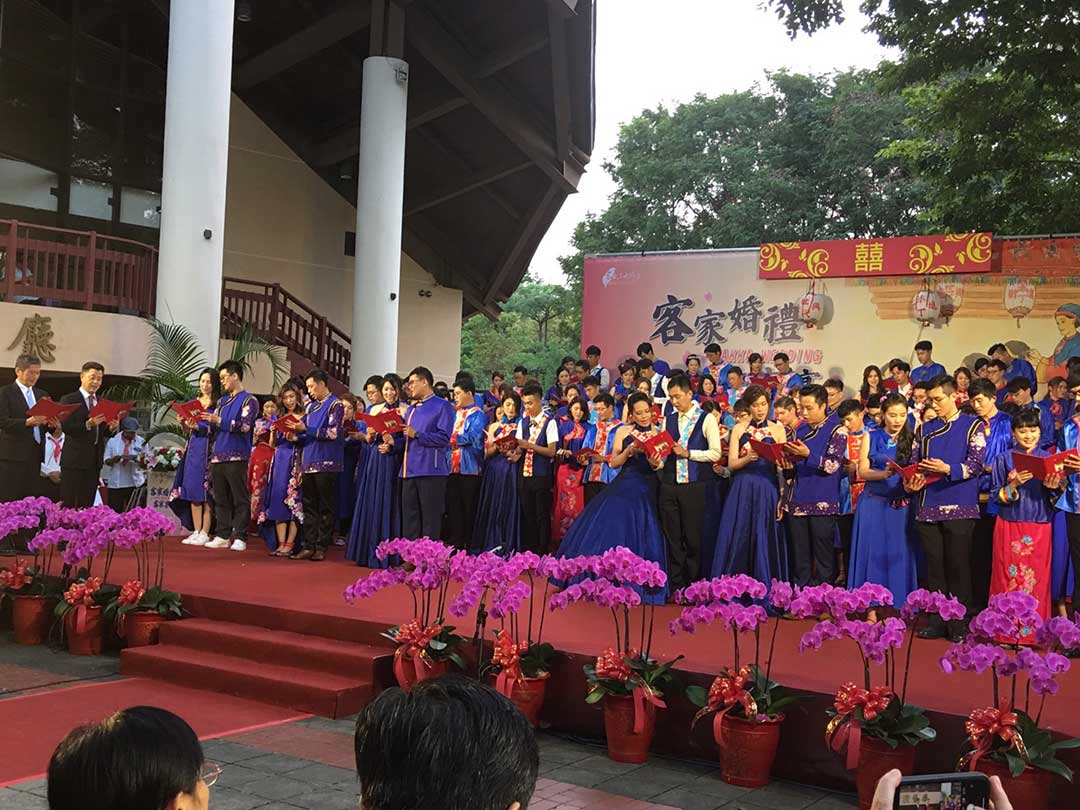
[
  {"xmin": 515, "ymin": 412, "xmax": 560, "ymax": 445},
  {"xmin": 16, "ymin": 380, "xmax": 40, "ymax": 443},
  {"xmin": 102, "ymin": 434, "xmax": 146, "ymax": 488},
  {"xmin": 41, "ymin": 432, "xmax": 64, "ymax": 476},
  {"xmin": 591, "ymin": 365, "xmax": 611, "ymax": 388},
  {"xmin": 674, "ymin": 405, "xmax": 724, "ymax": 463}
]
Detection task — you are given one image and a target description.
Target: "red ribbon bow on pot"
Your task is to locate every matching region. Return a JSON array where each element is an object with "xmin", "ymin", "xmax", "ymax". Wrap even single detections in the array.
[
  {"xmin": 694, "ymin": 666, "xmax": 759, "ymax": 746},
  {"xmin": 826, "ymin": 682, "xmax": 894, "ymax": 770},
  {"xmin": 393, "ymin": 619, "xmax": 443, "ymax": 683},
  {"xmin": 0, "ymin": 560, "xmax": 30, "ymax": 591},
  {"xmin": 63, "ymin": 577, "xmax": 102, "ymax": 635},
  {"xmin": 962, "ymin": 705, "xmax": 1027, "ymax": 771},
  {"xmin": 492, "ymin": 630, "xmax": 529, "ymax": 698},
  {"xmin": 594, "ymin": 648, "xmax": 666, "ymax": 734},
  {"xmin": 118, "ymin": 579, "xmax": 146, "ymax": 607}
]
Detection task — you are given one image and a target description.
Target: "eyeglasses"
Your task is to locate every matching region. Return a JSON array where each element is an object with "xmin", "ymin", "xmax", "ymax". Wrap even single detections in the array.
[{"xmin": 200, "ymin": 763, "xmax": 223, "ymax": 788}]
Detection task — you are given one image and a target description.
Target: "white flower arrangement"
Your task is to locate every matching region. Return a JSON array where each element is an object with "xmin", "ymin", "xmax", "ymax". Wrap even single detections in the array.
[{"xmin": 143, "ymin": 446, "xmax": 184, "ymax": 472}]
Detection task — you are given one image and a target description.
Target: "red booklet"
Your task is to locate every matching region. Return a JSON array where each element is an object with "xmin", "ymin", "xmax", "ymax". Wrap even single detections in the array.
[
  {"xmin": 574, "ymin": 448, "xmax": 601, "ymax": 466},
  {"xmin": 748, "ymin": 374, "xmax": 781, "ymax": 390},
  {"xmin": 882, "ymin": 378, "xmax": 900, "ymax": 392},
  {"xmin": 170, "ymin": 399, "xmax": 204, "ymax": 423},
  {"xmin": 1012, "ymin": 450, "xmax": 1079, "ymax": 480},
  {"xmin": 748, "ymin": 438, "xmax": 789, "ymax": 463},
  {"xmin": 494, "ymin": 433, "xmax": 520, "ymax": 454},
  {"xmin": 887, "ymin": 458, "xmax": 943, "ymax": 485},
  {"xmin": 26, "ymin": 398, "xmax": 80, "ymax": 422},
  {"xmin": 633, "ymin": 430, "xmax": 676, "ymax": 458},
  {"xmin": 356, "ymin": 409, "xmax": 404, "ymax": 434},
  {"xmin": 342, "ymin": 419, "xmax": 363, "ymax": 439},
  {"xmin": 651, "ymin": 404, "xmax": 664, "ymax": 423},
  {"xmin": 272, "ymin": 413, "xmax": 306, "ymax": 435},
  {"xmin": 87, "ymin": 398, "xmax": 134, "ymax": 422},
  {"xmin": 706, "ymin": 392, "xmax": 730, "ymax": 410}
]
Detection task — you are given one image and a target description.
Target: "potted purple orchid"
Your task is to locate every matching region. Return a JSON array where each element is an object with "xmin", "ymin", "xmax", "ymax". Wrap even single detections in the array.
[
  {"xmin": 791, "ymin": 584, "xmax": 964, "ymax": 810},
  {"xmin": 671, "ymin": 576, "xmax": 799, "ymax": 787},
  {"xmin": 546, "ymin": 546, "xmax": 678, "ymax": 764},
  {"xmin": 343, "ymin": 537, "xmax": 467, "ymax": 689},
  {"xmin": 448, "ymin": 550, "xmax": 556, "ymax": 726},
  {"xmin": 0, "ymin": 497, "xmax": 63, "ymax": 644},
  {"xmin": 938, "ymin": 592, "xmax": 1080, "ymax": 810}
]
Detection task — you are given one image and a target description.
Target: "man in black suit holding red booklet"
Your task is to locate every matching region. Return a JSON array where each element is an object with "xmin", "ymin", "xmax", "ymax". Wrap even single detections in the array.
[
  {"xmin": 0, "ymin": 353, "xmax": 55, "ymax": 503},
  {"xmin": 60, "ymin": 361, "xmax": 119, "ymax": 508}
]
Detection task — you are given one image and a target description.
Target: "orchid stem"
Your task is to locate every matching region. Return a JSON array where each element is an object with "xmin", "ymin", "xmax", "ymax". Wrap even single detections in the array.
[
  {"xmin": 765, "ymin": 616, "xmax": 780, "ymax": 683},
  {"xmin": 900, "ymin": 628, "xmax": 915, "ymax": 705}
]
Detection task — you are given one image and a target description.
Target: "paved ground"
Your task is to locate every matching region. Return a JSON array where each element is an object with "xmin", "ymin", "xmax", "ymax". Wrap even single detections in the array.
[{"xmin": 0, "ymin": 638, "xmax": 857, "ymax": 810}]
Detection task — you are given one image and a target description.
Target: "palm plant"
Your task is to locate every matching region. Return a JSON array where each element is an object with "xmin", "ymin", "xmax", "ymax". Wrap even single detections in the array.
[{"xmin": 110, "ymin": 319, "xmax": 288, "ymax": 433}]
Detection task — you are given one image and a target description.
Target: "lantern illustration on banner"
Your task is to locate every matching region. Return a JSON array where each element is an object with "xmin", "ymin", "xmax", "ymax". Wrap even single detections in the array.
[
  {"xmin": 1004, "ymin": 278, "xmax": 1036, "ymax": 327},
  {"xmin": 799, "ymin": 282, "xmax": 825, "ymax": 328},
  {"xmin": 935, "ymin": 278, "xmax": 964, "ymax": 323},
  {"xmin": 911, "ymin": 283, "xmax": 940, "ymax": 326}
]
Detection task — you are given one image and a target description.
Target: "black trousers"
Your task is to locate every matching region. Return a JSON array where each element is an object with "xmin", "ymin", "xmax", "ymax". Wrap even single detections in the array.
[
  {"xmin": 402, "ymin": 476, "xmax": 447, "ymax": 540},
  {"xmin": 658, "ymin": 481, "xmax": 707, "ymax": 590},
  {"xmin": 301, "ymin": 471, "xmax": 338, "ymax": 550},
  {"xmin": 584, "ymin": 481, "xmax": 606, "ymax": 505},
  {"xmin": 916, "ymin": 518, "xmax": 976, "ymax": 631},
  {"xmin": 445, "ymin": 474, "xmax": 480, "ymax": 549},
  {"xmin": 1063, "ymin": 512, "xmax": 1080, "ymax": 622},
  {"xmin": 0, "ymin": 459, "xmax": 38, "ymax": 502},
  {"xmin": 60, "ymin": 468, "xmax": 99, "ymax": 509},
  {"xmin": 788, "ymin": 514, "xmax": 839, "ymax": 587},
  {"xmin": 518, "ymin": 475, "xmax": 553, "ymax": 553},
  {"xmin": 107, "ymin": 487, "xmax": 135, "ymax": 513},
  {"xmin": 971, "ymin": 514, "xmax": 995, "ymax": 612},
  {"xmin": 211, "ymin": 461, "xmax": 249, "ymax": 538}
]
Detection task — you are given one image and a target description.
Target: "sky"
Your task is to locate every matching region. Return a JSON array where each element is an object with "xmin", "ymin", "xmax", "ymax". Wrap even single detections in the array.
[{"xmin": 528, "ymin": 0, "xmax": 895, "ymax": 283}]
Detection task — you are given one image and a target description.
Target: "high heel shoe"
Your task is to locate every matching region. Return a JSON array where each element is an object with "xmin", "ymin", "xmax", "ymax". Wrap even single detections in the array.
[{"xmin": 273, "ymin": 541, "xmax": 294, "ymax": 557}]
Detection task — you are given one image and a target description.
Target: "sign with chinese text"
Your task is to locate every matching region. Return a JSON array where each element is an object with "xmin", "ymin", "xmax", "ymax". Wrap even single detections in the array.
[{"xmin": 758, "ymin": 233, "xmax": 993, "ymax": 280}]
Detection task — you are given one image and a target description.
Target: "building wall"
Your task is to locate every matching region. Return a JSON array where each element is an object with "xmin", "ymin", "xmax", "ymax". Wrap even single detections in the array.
[{"xmin": 223, "ymin": 98, "xmax": 463, "ymax": 386}]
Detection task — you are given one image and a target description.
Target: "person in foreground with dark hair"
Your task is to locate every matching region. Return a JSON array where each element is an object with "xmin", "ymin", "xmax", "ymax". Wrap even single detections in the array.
[
  {"xmin": 48, "ymin": 705, "xmax": 217, "ymax": 810},
  {"xmin": 354, "ymin": 675, "xmax": 538, "ymax": 810}
]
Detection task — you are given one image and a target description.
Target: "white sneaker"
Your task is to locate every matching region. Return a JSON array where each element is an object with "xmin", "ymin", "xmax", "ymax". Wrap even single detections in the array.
[
  {"xmin": 204, "ymin": 536, "xmax": 231, "ymax": 549},
  {"xmin": 180, "ymin": 531, "xmax": 199, "ymax": 545},
  {"xmin": 190, "ymin": 531, "xmax": 209, "ymax": 546},
  {"xmin": 229, "ymin": 538, "xmax": 247, "ymax": 552}
]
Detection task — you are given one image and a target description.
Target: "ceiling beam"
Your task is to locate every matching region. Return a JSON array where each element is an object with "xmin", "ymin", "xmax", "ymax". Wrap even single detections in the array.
[
  {"xmin": 484, "ymin": 182, "xmax": 565, "ymax": 304},
  {"xmin": 310, "ymin": 97, "xmax": 469, "ymax": 167},
  {"xmin": 547, "ymin": 5, "xmax": 572, "ymax": 162},
  {"xmin": 547, "ymin": 0, "xmax": 579, "ymax": 19},
  {"xmin": 405, "ymin": 7, "xmax": 577, "ymax": 194},
  {"xmin": 234, "ymin": 3, "xmax": 372, "ymax": 90},
  {"xmin": 405, "ymin": 161, "xmax": 532, "ymax": 217},
  {"xmin": 474, "ymin": 30, "xmax": 549, "ymax": 79},
  {"xmin": 411, "ymin": 127, "xmax": 523, "ymax": 221},
  {"xmin": 402, "ymin": 225, "xmax": 501, "ymax": 320}
]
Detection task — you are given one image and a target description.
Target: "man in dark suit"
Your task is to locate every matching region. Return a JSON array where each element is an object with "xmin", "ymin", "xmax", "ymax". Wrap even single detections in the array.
[
  {"xmin": 60, "ymin": 361, "xmax": 117, "ymax": 508},
  {"xmin": 0, "ymin": 353, "xmax": 52, "ymax": 502}
]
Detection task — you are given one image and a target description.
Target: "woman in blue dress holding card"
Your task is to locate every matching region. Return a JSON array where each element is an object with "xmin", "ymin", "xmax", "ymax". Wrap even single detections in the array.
[
  {"xmin": 554, "ymin": 392, "xmax": 669, "ymax": 603},
  {"xmin": 346, "ymin": 374, "xmax": 406, "ymax": 567},
  {"xmin": 848, "ymin": 393, "xmax": 919, "ymax": 602},
  {"xmin": 552, "ymin": 400, "xmax": 595, "ymax": 547},
  {"xmin": 258, "ymin": 383, "xmax": 306, "ymax": 555},
  {"xmin": 472, "ymin": 391, "xmax": 523, "ymax": 552},
  {"xmin": 174, "ymin": 368, "xmax": 219, "ymax": 544},
  {"xmin": 710, "ymin": 385, "xmax": 788, "ymax": 586}
]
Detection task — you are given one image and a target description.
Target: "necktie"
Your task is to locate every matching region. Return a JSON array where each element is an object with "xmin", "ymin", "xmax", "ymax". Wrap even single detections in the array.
[
  {"xmin": 24, "ymin": 387, "xmax": 40, "ymax": 444},
  {"xmin": 51, "ymin": 437, "xmax": 62, "ymax": 462}
]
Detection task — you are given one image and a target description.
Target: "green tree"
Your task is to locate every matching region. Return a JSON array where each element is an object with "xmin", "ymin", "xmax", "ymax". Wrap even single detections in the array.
[
  {"xmin": 559, "ymin": 69, "xmax": 923, "ymax": 292},
  {"xmin": 764, "ymin": 0, "xmax": 1080, "ymax": 232}
]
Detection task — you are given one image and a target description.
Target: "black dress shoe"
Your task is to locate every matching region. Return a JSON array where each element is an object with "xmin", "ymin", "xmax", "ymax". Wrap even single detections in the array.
[
  {"xmin": 1065, "ymin": 647, "xmax": 1080, "ymax": 659},
  {"xmin": 293, "ymin": 547, "xmax": 314, "ymax": 560},
  {"xmin": 917, "ymin": 626, "xmax": 946, "ymax": 640},
  {"xmin": 311, "ymin": 549, "xmax": 325, "ymax": 562}
]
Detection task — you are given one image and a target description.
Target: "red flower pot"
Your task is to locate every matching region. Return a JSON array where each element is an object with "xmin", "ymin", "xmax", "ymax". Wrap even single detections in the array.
[
  {"xmin": 603, "ymin": 693, "xmax": 657, "ymax": 764},
  {"xmin": 64, "ymin": 605, "xmax": 103, "ymax": 656},
  {"xmin": 717, "ymin": 713, "xmax": 784, "ymax": 788},
  {"xmin": 487, "ymin": 673, "xmax": 549, "ymax": 727},
  {"xmin": 12, "ymin": 595, "xmax": 55, "ymax": 645},
  {"xmin": 855, "ymin": 737, "xmax": 916, "ymax": 810},
  {"xmin": 980, "ymin": 759, "xmax": 1052, "ymax": 810},
  {"xmin": 124, "ymin": 611, "xmax": 166, "ymax": 647},
  {"xmin": 393, "ymin": 653, "xmax": 449, "ymax": 690}
]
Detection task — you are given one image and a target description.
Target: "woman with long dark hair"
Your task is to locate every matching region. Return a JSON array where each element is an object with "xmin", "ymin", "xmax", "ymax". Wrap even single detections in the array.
[
  {"xmin": 848, "ymin": 393, "xmax": 919, "ymax": 601},
  {"xmin": 554, "ymin": 391, "xmax": 669, "ymax": 603},
  {"xmin": 709, "ymin": 385, "xmax": 788, "ymax": 586},
  {"xmin": 472, "ymin": 391, "xmax": 523, "ymax": 552},
  {"xmin": 346, "ymin": 373, "xmax": 406, "ymax": 567},
  {"xmin": 859, "ymin": 365, "xmax": 883, "ymax": 404},
  {"xmin": 175, "ymin": 367, "xmax": 220, "ymax": 545},
  {"xmin": 552, "ymin": 399, "xmax": 595, "ymax": 546},
  {"xmin": 258, "ymin": 383, "xmax": 306, "ymax": 556}
]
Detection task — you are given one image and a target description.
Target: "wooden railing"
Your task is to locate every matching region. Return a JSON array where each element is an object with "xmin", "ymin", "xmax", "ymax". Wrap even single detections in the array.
[
  {"xmin": 221, "ymin": 277, "xmax": 352, "ymax": 387},
  {"xmin": 0, "ymin": 219, "xmax": 158, "ymax": 317}
]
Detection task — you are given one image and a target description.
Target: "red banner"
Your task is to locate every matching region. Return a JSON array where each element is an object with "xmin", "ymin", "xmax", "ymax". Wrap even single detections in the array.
[
  {"xmin": 758, "ymin": 233, "xmax": 993, "ymax": 280},
  {"xmin": 993, "ymin": 237, "xmax": 1080, "ymax": 278}
]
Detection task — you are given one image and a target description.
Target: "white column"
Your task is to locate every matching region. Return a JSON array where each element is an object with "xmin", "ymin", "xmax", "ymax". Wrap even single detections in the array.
[
  {"xmin": 156, "ymin": 0, "xmax": 235, "ymax": 365},
  {"xmin": 351, "ymin": 56, "xmax": 409, "ymax": 385}
]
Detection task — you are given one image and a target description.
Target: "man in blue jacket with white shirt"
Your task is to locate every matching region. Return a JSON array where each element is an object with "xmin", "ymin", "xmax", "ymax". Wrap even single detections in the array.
[
  {"xmin": 445, "ymin": 373, "xmax": 487, "ymax": 548},
  {"xmin": 400, "ymin": 366, "xmax": 455, "ymax": 540}
]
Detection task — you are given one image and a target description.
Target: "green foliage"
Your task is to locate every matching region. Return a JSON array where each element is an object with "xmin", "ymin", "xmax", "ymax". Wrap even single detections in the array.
[
  {"xmin": 380, "ymin": 623, "xmax": 468, "ymax": 668},
  {"xmin": 686, "ymin": 664, "xmax": 799, "ymax": 721},
  {"xmin": 583, "ymin": 653, "xmax": 683, "ymax": 702},
  {"xmin": 104, "ymin": 585, "xmax": 183, "ymax": 621},
  {"xmin": 827, "ymin": 694, "xmax": 936, "ymax": 749},
  {"xmin": 975, "ymin": 709, "xmax": 1080, "ymax": 781}
]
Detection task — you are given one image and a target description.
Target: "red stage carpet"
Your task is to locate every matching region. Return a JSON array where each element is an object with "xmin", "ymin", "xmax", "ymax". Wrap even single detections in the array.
[{"xmin": 0, "ymin": 678, "xmax": 307, "ymax": 787}]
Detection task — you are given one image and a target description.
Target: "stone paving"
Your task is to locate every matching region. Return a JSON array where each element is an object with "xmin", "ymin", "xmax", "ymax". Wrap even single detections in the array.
[{"xmin": 0, "ymin": 639, "xmax": 857, "ymax": 810}]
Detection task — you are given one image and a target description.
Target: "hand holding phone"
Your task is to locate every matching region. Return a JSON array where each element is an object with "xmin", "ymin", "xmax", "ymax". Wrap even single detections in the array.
[{"xmin": 879, "ymin": 771, "xmax": 1000, "ymax": 810}]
